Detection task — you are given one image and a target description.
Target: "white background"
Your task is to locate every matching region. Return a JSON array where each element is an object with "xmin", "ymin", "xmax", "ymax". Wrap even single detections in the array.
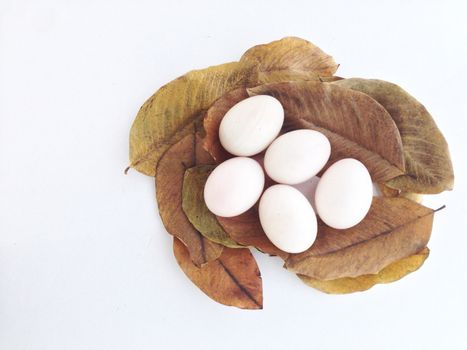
[{"xmin": 1, "ymin": 0, "xmax": 467, "ymax": 349}]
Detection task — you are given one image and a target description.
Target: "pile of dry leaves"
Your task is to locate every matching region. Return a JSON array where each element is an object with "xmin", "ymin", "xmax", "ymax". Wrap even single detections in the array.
[{"xmin": 127, "ymin": 37, "xmax": 454, "ymax": 309}]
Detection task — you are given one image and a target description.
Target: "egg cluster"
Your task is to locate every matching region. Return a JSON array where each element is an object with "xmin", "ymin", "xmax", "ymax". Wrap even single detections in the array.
[{"xmin": 204, "ymin": 95, "xmax": 373, "ymax": 254}]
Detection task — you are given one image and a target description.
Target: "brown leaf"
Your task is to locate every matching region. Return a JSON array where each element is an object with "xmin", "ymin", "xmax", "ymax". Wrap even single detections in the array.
[
  {"xmin": 182, "ymin": 165, "xmax": 243, "ymax": 248},
  {"xmin": 248, "ymin": 81, "xmax": 406, "ymax": 182},
  {"xmin": 299, "ymin": 247, "xmax": 429, "ymax": 294},
  {"xmin": 129, "ymin": 37, "xmax": 338, "ymax": 176},
  {"xmin": 319, "ymin": 75, "xmax": 344, "ymax": 82},
  {"xmin": 285, "ymin": 197, "xmax": 434, "ymax": 280},
  {"xmin": 240, "ymin": 36, "xmax": 338, "ymax": 84},
  {"xmin": 204, "ymin": 81, "xmax": 406, "ymax": 182},
  {"xmin": 156, "ymin": 127, "xmax": 223, "ymax": 266},
  {"xmin": 217, "ymin": 208, "xmax": 289, "ymax": 260},
  {"xmin": 203, "ymin": 88, "xmax": 250, "ymax": 162},
  {"xmin": 333, "ymin": 78, "xmax": 454, "ymax": 194},
  {"xmin": 173, "ymin": 237, "xmax": 263, "ymax": 309}
]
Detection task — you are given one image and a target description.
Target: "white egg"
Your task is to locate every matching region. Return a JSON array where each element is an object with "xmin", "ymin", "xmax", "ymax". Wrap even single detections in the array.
[
  {"xmin": 315, "ymin": 158, "xmax": 373, "ymax": 229},
  {"xmin": 204, "ymin": 157, "xmax": 264, "ymax": 217},
  {"xmin": 264, "ymin": 129, "xmax": 331, "ymax": 185},
  {"xmin": 259, "ymin": 184, "xmax": 317, "ymax": 253},
  {"xmin": 219, "ymin": 95, "xmax": 284, "ymax": 156}
]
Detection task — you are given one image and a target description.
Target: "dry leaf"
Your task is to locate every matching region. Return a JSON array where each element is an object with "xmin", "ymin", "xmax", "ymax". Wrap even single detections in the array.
[
  {"xmin": 248, "ymin": 82, "xmax": 406, "ymax": 182},
  {"xmin": 299, "ymin": 247, "xmax": 429, "ymax": 294},
  {"xmin": 217, "ymin": 208, "xmax": 289, "ymax": 260},
  {"xmin": 285, "ymin": 197, "xmax": 434, "ymax": 280},
  {"xmin": 156, "ymin": 128, "xmax": 223, "ymax": 266},
  {"xmin": 173, "ymin": 237, "xmax": 263, "ymax": 309},
  {"xmin": 378, "ymin": 182, "xmax": 400, "ymax": 197},
  {"xmin": 333, "ymin": 78, "xmax": 454, "ymax": 194},
  {"xmin": 319, "ymin": 76, "xmax": 344, "ymax": 82},
  {"xmin": 129, "ymin": 37, "xmax": 338, "ymax": 176},
  {"xmin": 182, "ymin": 165, "xmax": 243, "ymax": 248},
  {"xmin": 378, "ymin": 183, "xmax": 423, "ymax": 203},
  {"xmin": 400, "ymin": 192, "xmax": 424, "ymax": 203},
  {"xmin": 205, "ymin": 82, "xmax": 406, "ymax": 182},
  {"xmin": 240, "ymin": 36, "xmax": 338, "ymax": 84},
  {"xmin": 203, "ymin": 88, "xmax": 250, "ymax": 162},
  {"xmin": 129, "ymin": 62, "xmax": 257, "ymax": 176},
  {"xmin": 129, "ymin": 37, "xmax": 448, "ymax": 304}
]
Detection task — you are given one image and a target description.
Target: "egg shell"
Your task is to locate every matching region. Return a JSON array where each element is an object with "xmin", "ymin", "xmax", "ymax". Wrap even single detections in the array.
[
  {"xmin": 219, "ymin": 95, "xmax": 284, "ymax": 156},
  {"xmin": 315, "ymin": 158, "xmax": 373, "ymax": 229},
  {"xmin": 264, "ymin": 129, "xmax": 331, "ymax": 185},
  {"xmin": 259, "ymin": 184, "xmax": 317, "ymax": 254},
  {"xmin": 204, "ymin": 157, "xmax": 264, "ymax": 217}
]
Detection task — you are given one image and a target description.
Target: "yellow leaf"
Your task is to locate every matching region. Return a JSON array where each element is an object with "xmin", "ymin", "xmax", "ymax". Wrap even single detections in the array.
[
  {"xmin": 129, "ymin": 62, "xmax": 256, "ymax": 176},
  {"xmin": 240, "ymin": 36, "xmax": 338, "ymax": 84},
  {"xmin": 299, "ymin": 248, "xmax": 429, "ymax": 294}
]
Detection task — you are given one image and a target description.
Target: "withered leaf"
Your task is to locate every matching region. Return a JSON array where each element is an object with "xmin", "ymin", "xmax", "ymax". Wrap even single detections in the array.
[
  {"xmin": 333, "ymin": 78, "xmax": 454, "ymax": 194},
  {"xmin": 377, "ymin": 182, "xmax": 400, "ymax": 197},
  {"xmin": 217, "ymin": 208, "xmax": 289, "ymax": 260},
  {"xmin": 285, "ymin": 197, "xmax": 434, "ymax": 280},
  {"xmin": 204, "ymin": 82, "xmax": 405, "ymax": 180},
  {"xmin": 400, "ymin": 192, "xmax": 424, "ymax": 203},
  {"xmin": 156, "ymin": 128, "xmax": 223, "ymax": 267},
  {"xmin": 203, "ymin": 88, "xmax": 250, "ymax": 162},
  {"xmin": 129, "ymin": 62, "xmax": 256, "ymax": 176},
  {"xmin": 182, "ymin": 165, "xmax": 243, "ymax": 248},
  {"xmin": 378, "ymin": 183, "xmax": 423, "ymax": 203},
  {"xmin": 319, "ymin": 75, "xmax": 344, "ymax": 82},
  {"xmin": 173, "ymin": 237, "xmax": 263, "ymax": 309},
  {"xmin": 211, "ymin": 81, "xmax": 405, "ymax": 182},
  {"xmin": 129, "ymin": 37, "xmax": 338, "ymax": 176},
  {"xmin": 240, "ymin": 36, "xmax": 338, "ymax": 84},
  {"xmin": 299, "ymin": 247, "xmax": 429, "ymax": 294}
]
